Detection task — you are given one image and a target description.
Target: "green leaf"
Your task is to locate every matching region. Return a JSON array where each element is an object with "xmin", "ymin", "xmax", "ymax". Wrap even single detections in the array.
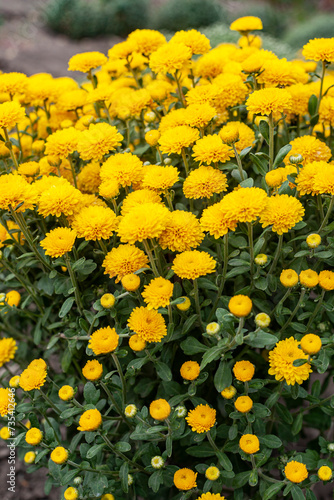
[
  {"xmin": 181, "ymin": 315, "xmax": 198, "ymax": 335},
  {"xmin": 120, "ymin": 462, "xmax": 129, "ymax": 493},
  {"xmin": 245, "ymin": 331, "xmax": 278, "ymax": 349},
  {"xmin": 225, "ymin": 265, "xmax": 250, "ymax": 279},
  {"xmin": 35, "ymin": 448, "xmax": 50, "ymax": 464},
  {"xmin": 46, "ymin": 335, "xmax": 60, "ymax": 350},
  {"xmin": 156, "ymin": 361, "xmax": 172, "ymax": 381},
  {"xmin": 86, "ymin": 443, "xmax": 105, "ymax": 459},
  {"xmin": 60, "ymin": 407, "xmax": 82, "ymax": 419},
  {"xmin": 115, "ymin": 441, "xmax": 131, "ymax": 452},
  {"xmin": 232, "ymin": 471, "xmax": 252, "ymax": 488},
  {"xmin": 59, "ymin": 297, "xmax": 75, "ymax": 318},
  {"xmin": 263, "ymin": 482, "xmax": 284, "ymax": 500},
  {"xmin": 148, "ymin": 470, "xmax": 163, "ymax": 493},
  {"xmin": 214, "ymin": 361, "xmax": 232, "ymax": 392},
  {"xmin": 217, "ymin": 451, "xmax": 233, "ymax": 471},
  {"xmin": 166, "ymin": 435, "xmax": 173, "ymax": 457},
  {"xmin": 181, "ymin": 336, "xmax": 207, "ymax": 355},
  {"xmin": 186, "ymin": 443, "xmax": 216, "ymax": 457},
  {"xmin": 308, "ymin": 94, "xmax": 317, "ymax": 116},
  {"xmin": 273, "ymin": 144, "xmax": 292, "ymax": 168},
  {"xmin": 84, "ymin": 382, "xmax": 100, "ymax": 405},
  {"xmin": 200, "ymin": 346, "xmax": 224, "ymax": 370},
  {"xmin": 293, "ymin": 358, "xmax": 308, "ymax": 367},
  {"xmin": 259, "ymin": 120, "xmax": 269, "ymax": 143},
  {"xmin": 260, "ymin": 435, "xmax": 282, "ymax": 449},
  {"xmin": 239, "ymin": 146, "xmax": 252, "ymax": 159},
  {"xmin": 291, "ymin": 485, "xmax": 305, "ymax": 500},
  {"xmin": 240, "ymin": 178, "xmax": 254, "ymax": 188},
  {"xmin": 61, "ymin": 349, "xmax": 72, "ymax": 373},
  {"xmin": 292, "ymin": 412, "xmax": 303, "ymax": 435}
]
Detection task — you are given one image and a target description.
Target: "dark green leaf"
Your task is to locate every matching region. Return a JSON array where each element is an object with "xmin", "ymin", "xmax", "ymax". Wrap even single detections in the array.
[
  {"xmin": 86, "ymin": 443, "xmax": 105, "ymax": 459},
  {"xmin": 214, "ymin": 361, "xmax": 232, "ymax": 392},
  {"xmin": 273, "ymin": 144, "xmax": 292, "ymax": 168},
  {"xmin": 156, "ymin": 361, "xmax": 172, "ymax": 382},
  {"xmin": 260, "ymin": 435, "xmax": 282, "ymax": 449},
  {"xmin": 263, "ymin": 482, "xmax": 284, "ymax": 500},
  {"xmin": 291, "ymin": 485, "xmax": 305, "ymax": 500},
  {"xmin": 59, "ymin": 297, "xmax": 75, "ymax": 318}
]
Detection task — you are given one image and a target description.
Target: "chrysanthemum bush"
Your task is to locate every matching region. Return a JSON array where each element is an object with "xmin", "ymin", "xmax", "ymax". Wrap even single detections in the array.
[{"xmin": 1, "ymin": 16, "xmax": 334, "ymax": 500}]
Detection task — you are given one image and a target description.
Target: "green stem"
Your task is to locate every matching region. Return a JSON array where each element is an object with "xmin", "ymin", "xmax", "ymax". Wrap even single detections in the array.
[
  {"xmin": 270, "ymin": 287, "xmax": 292, "ymax": 318},
  {"xmin": 207, "ymin": 430, "xmax": 220, "ymax": 453},
  {"xmin": 194, "ymin": 278, "xmax": 204, "ymax": 331},
  {"xmin": 174, "ymin": 71, "xmax": 186, "ymax": 107},
  {"xmin": 280, "ymin": 288, "xmax": 306, "ymax": 337},
  {"xmin": 3, "ymin": 127, "xmax": 20, "ymax": 170},
  {"xmin": 316, "ymin": 61, "xmax": 327, "ymax": 115},
  {"xmin": 306, "ymin": 288, "xmax": 326, "ymax": 331},
  {"xmin": 99, "ymin": 432, "xmax": 148, "ymax": 474},
  {"xmin": 268, "ymin": 112, "xmax": 275, "ymax": 171},
  {"xmin": 317, "ymin": 194, "xmax": 325, "ymax": 222},
  {"xmin": 143, "ymin": 239, "xmax": 159, "ymax": 277},
  {"xmin": 98, "ymin": 239, "xmax": 109, "ymax": 255},
  {"xmin": 207, "ymin": 233, "xmax": 229, "ymax": 322},
  {"xmin": 68, "ymin": 155, "xmax": 78, "ymax": 188},
  {"xmin": 267, "ymin": 234, "xmax": 283, "ymax": 276},
  {"xmin": 64, "ymin": 253, "xmax": 83, "ymax": 316},
  {"xmin": 181, "ymin": 148, "xmax": 190, "ymax": 177},
  {"xmin": 318, "ymin": 196, "xmax": 334, "ymax": 233},
  {"xmin": 112, "ymin": 354, "xmax": 126, "ymax": 409},
  {"xmin": 248, "ymin": 223, "xmax": 254, "ymax": 280},
  {"xmin": 39, "ymin": 389, "xmax": 61, "ymax": 415},
  {"xmin": 233, "ymin": 144, "xmax": 245, "ymax": 181}
]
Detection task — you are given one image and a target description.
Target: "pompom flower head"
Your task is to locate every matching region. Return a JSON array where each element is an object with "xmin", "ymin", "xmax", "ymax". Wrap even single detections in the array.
[
  {"xmin": 302, "ymin": 38, "xmax": 334, "ymax": 62},
  {"xmin": 149, "ymin": 399, "xmax": 171, "ymax": 420},
  {"xmin": 102, "ymin": 244, "xmax": 149, "ymax": 282},
  {"xmin": 0, "ymin": 338, "xmax": 17, "ymax": 367},
  {"xmin": 117, "ymin": 203, "xmax": 170, "ymax": 244},
  {"xmin": 0, "ymin": 101, "xmax": 26, "ymax": 130},
  {"xmin": 183, "ymin": 166, "xmax": 228, "ymax": 200},
  {"xmin": 230, "ymin": 16, "xmax": 263, "ymax": 33},
  {"xmin": 149, "ymin": 42, "xmax": 192, "ymax": 74},
  {"xmin": 284, "ymin": 461, "xmax": 308, "ymax": 483},
  {"xmin": 159, "ymin": 125, "xmax": 199, "ymax": 155},
  {"xmin": 159, "ymin": 210, "xmax": 204, "ymax": 252},
  {"xmin": 128, "ymin": 307, "xmax": 167, "ymax": 343},
  {"xmin": 142, "ymin": 277, "xmax": 174, "ymax": 310},
  {"xmin": 174, "ymin": 468, "xmax": 197, "ymax": 491},
  {"xmin": 68, "ymin": 51, "xmax": 108, "ymax": 72},
  {"xmin": 192, "ymin": 135, "xmax": 233, "ymax": 165},
  {"xmin": 268, "ymin": 337, "xmax": 312, "ymax": 385},
  {"xmin": 172, "ymin": 250, "xmax": 216, "ymax": 280},
  {"xmin": 40, "ymin": 227, "xmax": 76, "ymax": 258},
  {"xmin": 186, "ymin": 404, "xmax": 216, "ymax": 433},
  {"xmin": 77, "ymin": 409, "xmax": 102, "ymax": 431},
  {"xmin": 77, "ymin": 123, "xmax": 123, "ymax": 161},
  {"xmin": 246, "ymin": 88, "xmax": 292, "ymax": 115},
  {"xmin": 260, "ymin": 194, "xmax": 305, "ymax": 235},
  {"xmin": 71, "ymin": 205, "xmax": 117, "ymax": 241},
  {"xmin": 88, "ymin": 326, "xmax": 119, "ymax": 355}
]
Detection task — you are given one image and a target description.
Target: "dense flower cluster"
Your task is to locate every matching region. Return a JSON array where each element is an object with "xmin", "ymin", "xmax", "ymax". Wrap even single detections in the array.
[{"xmin": 0, "ymin": 19, "xmax": 333, "ymax": 500}]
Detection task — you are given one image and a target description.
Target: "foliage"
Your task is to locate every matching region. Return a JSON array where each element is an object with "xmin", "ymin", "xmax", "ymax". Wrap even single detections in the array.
[
  {"xmin": 284, "ymin": 13, "xmax": 334, "ymax": 48},
  {"xmin": 153, "ymin": 0, "xmax": 223, "ymax": 32}
]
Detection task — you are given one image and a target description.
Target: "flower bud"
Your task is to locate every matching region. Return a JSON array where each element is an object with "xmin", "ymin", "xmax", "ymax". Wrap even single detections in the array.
[
  {"xmin": 164, "ymin": 157, "xmax": 172, "ymax": 165},
  {"xmin": 205, "ymin": 466, "xmax": 220, "ymax": 480},
  {"xmin": 128, "ymin": 474, "xmax": 134, "ymax": 486},
  {"xmin": 124, "ymin": 404, "xmax": 137, "ymax": 418},
  {"xmin": 306, "ymin": 233, "xmax": 321, "ymax": 248},
  {"xmin": 73, "ymin": 476, "xmax": 83, "ymax": 485},
  {"xmin": 206, "ymin": 322, "xmax": 220, "ymax": 335},
  {"xmin": 176, "ymin": 296, "xmax": 191, "ymax": 311},
  {"xmin": 289, "ymin": 154, "xmax": 303, "ymax": 164},
  {"xmin": 175, "ymin": 405, "xmax": 187, "ymax": 417},
  {"xmin": 100, "ymin": 293, "xmax": 116, "ymax": 309},
  {"xmin": 254, "ymin": 254, "xmax": 268, "ymax": 266},
  {"xmin": 144, "ymin": 111, "xmax": 156, "ymax": 123},
  {"xmin": 151, "ymin": 456, "xmax": 165, "ymax": 469},
  {"xmin": 255, "ymin": 313, "xmax": 271, "ymax": 328}
]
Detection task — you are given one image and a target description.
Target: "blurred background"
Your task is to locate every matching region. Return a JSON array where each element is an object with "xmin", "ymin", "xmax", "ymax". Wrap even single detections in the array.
[{"xmin": 0, "ymin": 0, "xmax": 334, "ymax": 78}]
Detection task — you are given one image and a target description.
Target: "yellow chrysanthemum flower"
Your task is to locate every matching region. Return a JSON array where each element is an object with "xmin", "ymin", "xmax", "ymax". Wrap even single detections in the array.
[
  {"xmin": 77, "ymin": 123, "xmax": 123, "ymax": 161},
  {"xmin": 258, "ymin": 58, "xmax": 300, "ymax": 87},
  {"xmin": 71, "ymin": 205, "xmax": 117, "ymax": 241},
  {"xmin": 0, "ymin": 72, "xmax": 28, "ymax": 95},
  {"xmin": 142, "ymin": 277, "xmax": 174, "ymax": 310},
  {"xmin": 58, "ymin": 385, "xmax": 75, "ymax": 401},
  {"xmin": 230, "ymin": 16, "xmax": 263, "ymax": 33},
  {"xmin": 170, "ymin": 29, "xmax": 210, "ymax": 55},
  {"xmin": 0, "ymin": 388, "xmax": 12, "ymax": 417},
  {"xmin": 121, "ymin": 189, "xmax": 161, "ymax": 216},
  {"xmin": 0, "ymin": 174, "xmax": 37, "ymax": 212},
  {"xmin": 50, "ymin": 446, "xmax": 69, "ymax": 464},
  {"xmin": 318, "ymin": 465, "xmax": 332, "ymax": 481},
  {"xmin": 77, "ymin": 409, "xmax": 102, "ymax": 431},
  {"xmin": 103, "ymin": 244, "xmax": 149, "ymax": 282},
  {"xmin": 128, "ymin": 29, "xmax": 166, "ymax": 56},
  {"xmin": 285, "ymin": 136, "xmax": 331, "ymax": 166},
  {"xmin": 233, "ymin": 360, "xmax": 255, "ymax": 382},
  {"xmin": 142, "ymin": 165, "xmax": 179, "ymax": 193},
  {"xmin": 6, "ymin": 290, "xmax": 21, "ymax": 307},
  {"xmin": 19, "ymin": 367, "xmax": 47, "ymax": 391},
  {"xmin": 64, "ymin": 487, "xmax": 79, "ymax": 500},
  {"xmin": 180, "ymin": 361, "xmax": 200, "ymax": 381},
  {"xmin": 284, "ymin": 461, "xmax": 308, "ymax": 483},
  {"xmin": 183, "ymin": 103, "xmax": 216, "ymax": 130},
  {"xmin": 159, "ymin": 210, "xmax": 204, "ymax": 252},
  {"xmin": 260, "ymin": 194, "xmax": 304, "ymax": 234},
  {"xmin": 268, "ymin": 337, "xmax": 312, "ymax": 385},
  {"xmin": 100, "ymin": 293, "xmax": 116, "ymax": 309},
  {"xmin": 82, "ymin": 360, "xmax": 103, "ymax": 381},
  {"xmin": 220, "ymin": 187, "xmax": 268, "ymax": 223},
  {"xmin": 192, "ymin": 134, "xmax": 232, "ymax": 165},
  {"xmin": 229, "ymin": 295, "xmax": 252, "ymax": 317},
  {"xmin": 77, "ymin": 162, "xmax": 101, "ymax": 194},
  {"xmin": 40, "ymin": 227, "xmax": 76, "ymax": 258},
  {"xmin": 200, "ymin": 202, "xmax": 238, "ymax": 239},
  {"xmin": 0, "ymin": 101, "xmax": 26, "ymax": 130},
  {"xmin": 121, "ymin": 273, "xmax": 141, "ymax": 292},
  {"xmin": 149, "ymin": 399, "xmax": 171, "ymax": 420},
  {"xmin": 186, "ymin": 83, "xmax": 220, "ymax": 105},
  {"xmin": 319, "ymin": 270, "xmax": 334, "ymax": 291},
  {"xmin": 312, "ymin": 163, "xmax": 334, "ymax": 195},
  {"xmin": 68, "ymin": 51, "xmax": 108, "ymax": 72},
  {"xmin": 129, "ymin": 334, "xmax": 146, "ymax": 352},
  {"xmin": 88, "ymin": 326, "xmax": 119, "ymax": 355},
  {"xmin": 234, "ymin": 395, "xmax": 253, "ymax": 413},
  {"xmin": 319, "ymin": 95, "xmax": 334, "ymax": 125},
  {"xmin": 246, "ymin": 87, "xmax": 292, "ymax": 115},
  {"xmin": 300, "ymin": 334, "xmax": 322, "ymax": 355},
  {"xmin": 302, "ymin": 38, "xmax": 334, "ymax": 62},
  {"xmin": 159, "ymin": 125, "xmax": 199, "ymax": 155},
  {"xmin": 173, "ymin": 468, "xmax": 197, "ymax": 491},
  {"xmin": 44, "ymin": 127, "xmax": 80, "ymax": 158},
  {"xmin": 0, "ymin": 427, "xmax": 11, "ymax": 440},
  {"xmin": 38, "ymin": 182, "xmax": 83, "ymax": 218},
  {"xmin": 299, "ymin": 269, "xmax": 319, "ymax": 288},
  {"xmin": 128, "ymin": 307, "xmax": 167, "ymax": 343},
  {"xmin": 0, "ymin": 338, "xmax": 17, "ymax": 367},
  {"xmin": 149, "ymin": 42, "xmax": 192, "ymax": 74},
  {"xmin": 183, "ymin": 166, "xmax": 228, "ymax": 200},
  {"xmin": 186, "ymin": 404, "xmax": 216, "ymax": 433},
  {"xmin": 205, "ymin": 468, "xmax": 221, "ymax": 482},
  {"xmin": 25, "ymin": 427, "xmax": 43, "ymax": 446},
  {"xmin": 221, "ymin": 386, "xmax": 237, "ymax": 399},
  {"xmin": 239, "ymin": 434, "xmax": 260, "ymax": 454},
  {"xmin": 100, "ymin": 152, "xmax": 143, "ymax": 188},
  {"xmin": 172, "ymin": 250, "xmax": 216, "ymax": 280},
  {"xmin": 117, "ymin": 202, "xmax": 170, "ymax": 244}
]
